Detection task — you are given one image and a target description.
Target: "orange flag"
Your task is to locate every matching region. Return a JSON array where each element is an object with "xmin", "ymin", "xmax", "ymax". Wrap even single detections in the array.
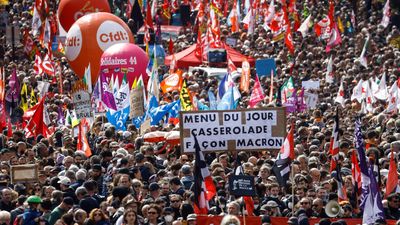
[
  {"xmin": 77, "ymin": 118, "xmax": 92, "ymax": 157},
  {"xmin": 240, "ymin": 59, "xmax": 250, "ymax": 93},
  {"xmin": 386, "ymin": 149, "xmax": 399, "ymax": 198},
  {"xmin": 160, "ymin": 70, "xmax": 183, "ymax": 93}
]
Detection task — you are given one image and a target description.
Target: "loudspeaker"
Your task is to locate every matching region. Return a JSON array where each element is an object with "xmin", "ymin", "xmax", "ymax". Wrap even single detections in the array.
[
  {"xmin": 325, "ymin": 200, "xmax": 343, "ymax": 218},
  {"xmin": 208, "ymin": 49, "xmax": 227, "ymax": 63}
]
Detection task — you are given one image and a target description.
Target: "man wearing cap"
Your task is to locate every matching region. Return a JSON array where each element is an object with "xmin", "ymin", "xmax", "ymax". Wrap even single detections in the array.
[
  {"xmin": 20, "ymin": 196, "xmax": 42, "ymax": 225},
  {"xmin": 186, "ymin": 213, "xmax": 196, "ymax": 225},
  {"xmin": 58, "ymin": 177, "xmax": 77, "ymax": 203},
  {"xmin": 180, "ymin": 165, "xmax": 193, "ymax": 190},
  {"xmin": 48, "ymin": 197, "xmax": 74, "ymax": 225}
]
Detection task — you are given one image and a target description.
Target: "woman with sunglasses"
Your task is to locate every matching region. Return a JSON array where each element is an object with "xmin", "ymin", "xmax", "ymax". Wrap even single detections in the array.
[
  {"xmin": 84, "ymin": 208, "xmax": 110, "ymax": 225},
  {"xmin": 143, "ymin": 204, "xmax": 161, "ymax": 225},
  {"xmin": 122, "ymin": 208, "xmax": 139, "ymax": 225}
]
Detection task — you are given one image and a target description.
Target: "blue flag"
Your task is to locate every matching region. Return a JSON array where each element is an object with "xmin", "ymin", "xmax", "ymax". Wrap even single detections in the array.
[
  {"xmin": 218, "ymin": 74, "xmax": 228, "ymax": 99},
  {"xmin": 149, "ymin": 100, "xmax": 179, "ymax": 125},
  {"xmin": 106, "ymin": 106, "xmax": 130, "ymax": 131},
  {"xmin": 217, "ymin": 86, "xmax": 235, "ymax": 110},
  {"xmin": 208, "ymin": 90, "xmax": 217, "ymax": 110},
  {"xmin": 167, "ymin": 99, "xmax": 180, "ymax": 124}
]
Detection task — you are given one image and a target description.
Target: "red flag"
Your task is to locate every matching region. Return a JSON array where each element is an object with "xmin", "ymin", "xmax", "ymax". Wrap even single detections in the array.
[
  {"xmin": 386, "ymin": 149, "xmax": 399, "ymax": 198},
  {"xmin": 243, "ymin": 196, "xmax": 254, "ymax": 216},
  {"xmin": 284, "ymin": 23, "xmax": 294, "ymax": 55},
  {"xmin": 168, "ymin": 36, "xmax": 174, "ymax": 54},
  {"xmin": 281, "ymin": 123, "xmax": 295, "ymax": 160},
  {"xmin": 146, "ymin": 0, "xmax": 154, "ymax": 30},
  {"xmin": 7, "ymin": 118, "xmax": 12, "ymax": 138},
  {"xmin": 283, "ymin": 7, "xmax": 294, "ymax": 55},
  {"xmin": 248, "ymin": 75, "xmax": 264, "ymax": 108},
  {"xmin": 24, "ymin": 97, "xmax": 48, "ymax": 138},
  {"xmin": 351, "ymin": 149, "xmax": 362, "ymax": 195}
]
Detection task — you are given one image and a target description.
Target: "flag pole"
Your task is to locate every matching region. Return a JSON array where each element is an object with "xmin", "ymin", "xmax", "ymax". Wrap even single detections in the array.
[{"xmin": 291, "ymin": 159, "xmax": 295, "ymax": 215}]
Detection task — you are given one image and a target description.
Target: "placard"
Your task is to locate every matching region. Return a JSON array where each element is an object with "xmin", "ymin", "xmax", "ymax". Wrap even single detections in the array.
[
  {"xmin": 130, "ymin": 87, "xmax": 145, "ymax": 118},
  {"xmin": 302, "ymin": 80, "xmax": 320, "ymax": 90},
  {"xmin": 229, "ymin": 175, "xmax": 256, "ymax": 196},
  {"xmin": 11, "ymin": 164, "xmax": 38, "ymax": 184},
  {"xmin": 255, "ymin": 58, "xmax": 276, "ymax": 77},
  {"xmin": 225, "ymin": 37, "xmax": 237, "ymax": 47},
  {"xmin": 72, "ymin": 81, "xmax": 92, "ymax": 120},
  {"xmin": 304, "ymin": 92, "xmax": 318, "ymax": 109},
  {"xmin": 180, "ymin": 108, "xmax": 286, "ymax": 153}
]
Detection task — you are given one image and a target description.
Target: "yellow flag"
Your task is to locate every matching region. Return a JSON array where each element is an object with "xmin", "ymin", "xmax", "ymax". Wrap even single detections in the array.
[
  {"xmin": 20, "ymin": 83, "xmax": 28, "ymax": 111},
  {"xmin": 337, "ymin": 16, "xmax": 344, "ymax": 34},
  {"xmin": 30, "ymin": 89, "xmax": 37, "ymax": 107},
  {"xmin": 0, "ymin": 0, "xmax": 9, "ymax": 6},
  {"xmin": 179, "ymin": 80, "xmax": 193, "ymax": 111}
]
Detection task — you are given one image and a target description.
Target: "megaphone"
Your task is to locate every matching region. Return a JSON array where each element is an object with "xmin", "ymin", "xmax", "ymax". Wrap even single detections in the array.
[{"xmin": 325, "ymin": 200, "xmax": 343, "ymax": 218}]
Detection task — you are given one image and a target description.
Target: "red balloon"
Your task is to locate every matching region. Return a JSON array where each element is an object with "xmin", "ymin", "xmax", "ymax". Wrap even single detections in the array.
[
  {"xmin": 100, "ymin": 43, "xmax": 149, "ymax": 88},
  {"xmin": 64, "ymin": 12, "xmax": 134, "ymax": 84},
  {"xmin": 58, "ymin": 0, "xmax": 111, "ymax": 32}
]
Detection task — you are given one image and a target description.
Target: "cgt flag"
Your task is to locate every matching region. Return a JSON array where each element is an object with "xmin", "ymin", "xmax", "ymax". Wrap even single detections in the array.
[{"xmin": 192, "ymin": 134, "xmax": 216, "ymax": 214}]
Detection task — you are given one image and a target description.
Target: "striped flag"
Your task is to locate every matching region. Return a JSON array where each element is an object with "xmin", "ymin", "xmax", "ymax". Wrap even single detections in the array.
[
  {"xmin": 193, "ymin": 134, "xmax": 216, "ymax": 214},
  {"xmin": 329, "ymin": 107, "xmax": 339, "ymax": 172},
  {"xmin": 272, "ymin": 123, "xmax": 295, "ymax": 187},
  {"xmin": 77, "ymin": 118, "xmax": 92, "ymax": 157}
]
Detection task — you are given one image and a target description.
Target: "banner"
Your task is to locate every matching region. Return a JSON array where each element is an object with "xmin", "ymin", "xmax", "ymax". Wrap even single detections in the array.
[
  {"xmin": 129, "ymin": 87, "xmax": 144, "ymax": 118},
  {"xmin": 270, "ymin": 217, "xmax": 396, "ymax": 225},
  {"xmin": 197, "ymin": 216, "xmax": 261, "ymax": 225},
  {"xmin": 302, "ymin": 80, "xmax": 320, "ymax": 90},
  {"xmin": 72, "ymin": 81, "xmax": 92, "ymax": 120},
  {"xmin": 180, "ymin": 108, "xmax": 286, "ymax": 153},
  {"xmin": 255, "ymin": 58, "xmax": 276, "ymax": 77}
]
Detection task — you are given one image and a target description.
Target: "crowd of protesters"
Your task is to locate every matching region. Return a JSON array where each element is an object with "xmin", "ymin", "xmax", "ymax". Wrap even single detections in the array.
[{"xmin": 0, "ymin": 0, "xmax": 398, "ymax": 225}]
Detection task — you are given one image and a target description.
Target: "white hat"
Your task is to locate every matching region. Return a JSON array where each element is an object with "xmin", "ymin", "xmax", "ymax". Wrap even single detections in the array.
[{"xmin": 58, "ymin": 177, "xmax": 71, "ymax": 186}]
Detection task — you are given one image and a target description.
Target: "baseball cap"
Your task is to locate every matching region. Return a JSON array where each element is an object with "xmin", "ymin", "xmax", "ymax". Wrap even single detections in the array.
[{"xmin": 57, "ymin": 177, "xmax": 71, "ymax": 186}]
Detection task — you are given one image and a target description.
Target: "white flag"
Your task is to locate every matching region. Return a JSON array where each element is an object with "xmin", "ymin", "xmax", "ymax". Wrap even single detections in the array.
[
  {"xmin": 374, "ymin": 73, "xmax": 388, "ymax": 100},
  {"xmin": 351, "ymin": 80, "xmax": 364, "ymax": 103},
  {"xmin": 325, "ymin": 55, "xmax": 334, "ymax": 83},
  {"xmin": 380, "ymin": 0, "xmax": 390, "ymax": 28},
  {"xmin": 358, "ymin": 35, "xmax": 370, "ymax": 68},
  {"xmin": 335, "ymin": 79, "xmax": 345, "ymax": 107},
  {"xmin": 297, "ymin": 15, "xmax": 312, "ymax": 38}
]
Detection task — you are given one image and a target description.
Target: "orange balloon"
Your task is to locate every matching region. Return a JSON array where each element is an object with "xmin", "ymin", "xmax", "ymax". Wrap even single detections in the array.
[
  {"xmin": 64, "ymin": 12, "xmax": 134, "ymax": 84},
  {"xmin": 58, "ymin": 0, "xmax": 111, "ymax": 32}
]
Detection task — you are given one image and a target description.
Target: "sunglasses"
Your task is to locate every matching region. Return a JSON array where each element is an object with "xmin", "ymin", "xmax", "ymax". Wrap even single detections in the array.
[
  {"xmin": 94, "ymin": 213, "xmax": 102, "ymax": 216},
  {"xmin": 171, "ymin": 200, "xmax": 180, "ymax": 203},
  {"xmin": 300, "ymin": 202, "xmax": 309, "ymax": 205},
  {"xmin": 148, "ymin": 211, "xmax": 157, "ymax": 215}
]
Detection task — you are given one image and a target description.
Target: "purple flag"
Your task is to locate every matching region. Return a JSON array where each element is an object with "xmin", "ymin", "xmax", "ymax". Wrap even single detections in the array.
[
  {"xmin": 5, "ymin": 69, "xmax": 20, "ymax": 103},
  {"xmin": 100, "ymin": 72, "xmax": 117, "ymax": 111},
  {"xmin": 362, "ymin": 164, "xmax": 385, "ymax": 224},
  {"xmin": 285, "ymin": 90, "xmax": 297, "ymax": 113},
  {"xmin": 354, "ymin": 117, "xmax": 370, "ymax": 210},
  {"xmin": 297, "ymin": 88, "xmax": 307, "ymax": 112},
  {"xmin": 57, "ymin": 106, "xmax": 65, "ymax": 125}
]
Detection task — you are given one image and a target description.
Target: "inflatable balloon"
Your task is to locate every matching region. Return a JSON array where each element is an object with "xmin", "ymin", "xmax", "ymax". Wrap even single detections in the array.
[
  {"xmin": 58, "ymin": 0, "xmax": 111, "ymax": 32},
  {"xmin": 64, "ymin": 12, "xmax": 134, "ymax": 84},
  {"xmin": 100, "ymin": 43, "xmax": 149, "ymax": 88}
]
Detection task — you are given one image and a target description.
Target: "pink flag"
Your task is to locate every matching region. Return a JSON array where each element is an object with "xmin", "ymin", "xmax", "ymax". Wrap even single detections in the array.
[{"xmin": 249, "ymin": 75, "xmax": 264, "ymax": 108}]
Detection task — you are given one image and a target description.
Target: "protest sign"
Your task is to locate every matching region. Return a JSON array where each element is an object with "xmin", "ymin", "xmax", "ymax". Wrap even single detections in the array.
[
  {"xmin": 72, "ymin": 81, "xmax": 92, "ymax": 120},
  {"xmin": 304, "ymin": 92, "xmax": 318, "ymax": 109},
  {"xmin": 11, "ymin": 164, "xmax": 38, "ymax": 184},
  {"xmin": 302, "ymin": 80, "xmax": 320, "ymax": 90},
  {"xmin": 129, "ymin": 87, "xmax": 145, "ymax": 118},
  {"xmin": 229, "ymin": 175, "xmax": 256, "ymax": 196},
  {"xmin": 255, "ymin": 58, "xmax": 276, "ymax": 77},
  {"xmin": 180, "ymin": 108, "xmax": 286, "ymax": 153}
]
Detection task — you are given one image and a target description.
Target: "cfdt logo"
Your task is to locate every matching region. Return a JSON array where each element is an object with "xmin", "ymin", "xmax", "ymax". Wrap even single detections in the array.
[
  {"xmin": 73, "ymin": 1, "xmax": 102, "ymax": 20},
  {"xmin": 96, "ymin": 21, "xmax": 130, "ymax": 51},
  {"xmin": 65, "ymin": 24, "xmax": 82, "ymax": 61}
]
